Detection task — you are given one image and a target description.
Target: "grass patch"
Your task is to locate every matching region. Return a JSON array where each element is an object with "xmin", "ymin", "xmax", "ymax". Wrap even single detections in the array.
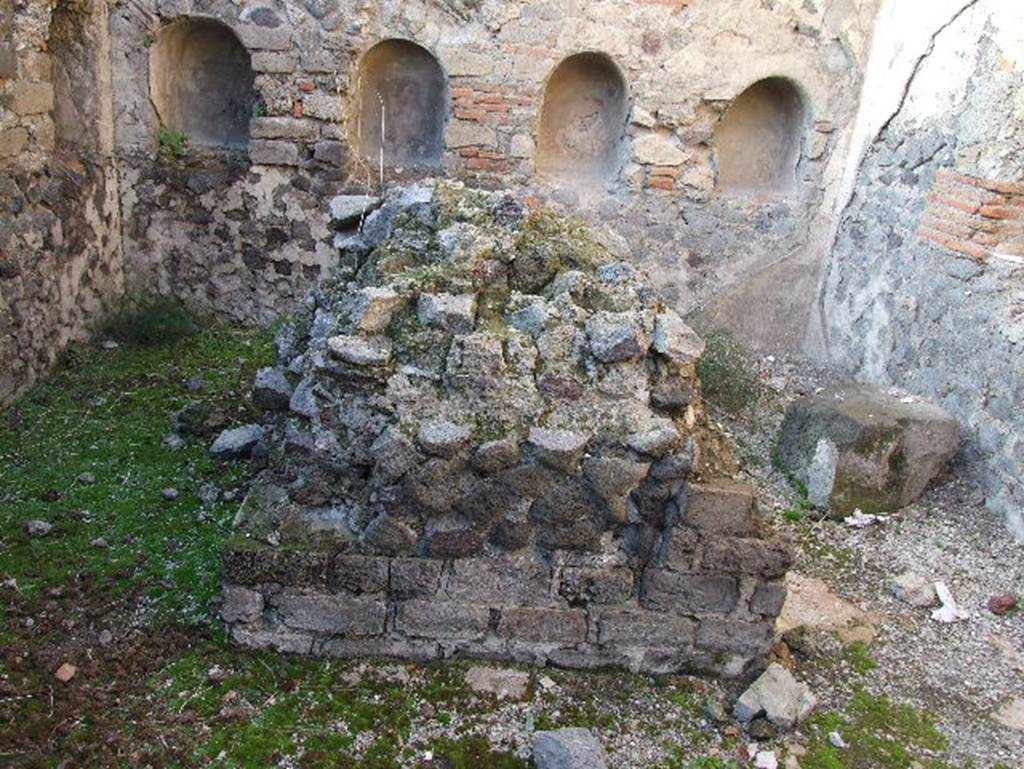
[
  {"xmin": 695, "ymin": 327, "xmax": 763, "ymax": 416},
  {"xmin": 99, "ymin": 297, "xmax": 200, "ymax": 348},
  {"xmin": 803, "ymin": 689, "xmax": 954, "ymax": 769},
  {"xmin": 656, "ymin": 752, "xmax": 739, "ymax": 769},
  {"xmin": 0, "ymin": 322, "xmax": 272, "ymax": 620},
  {"xmin": 842, "ymin": 642, "xmax": 878, "ymax": 675},
  {"xmin": 158, "ymin": 125, "xmax": 190, "ymax": 159}
]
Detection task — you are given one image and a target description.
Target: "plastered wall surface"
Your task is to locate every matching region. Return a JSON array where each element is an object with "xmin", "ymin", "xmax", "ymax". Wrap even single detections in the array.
[{"xmin": 821, "ymin": 0, "xmax": 1024, "ymax": 537}]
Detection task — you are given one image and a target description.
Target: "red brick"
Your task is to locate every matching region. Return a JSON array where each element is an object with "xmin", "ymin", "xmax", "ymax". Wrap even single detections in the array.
[
  {"xmin": 936, "ymin": 168, "xmax": 1024, "ymax": 196},
  {"xmin": 933, "ymin": 208, "xmax": 1004, "ymax": 234},
  {"xmin": 481, "ymin": 103, "xmax": 509, "ymax": 113},
  {"xmin": 650, "ymin": 165, "xmax": 680, "ymax": 179},
  {"xmin": 921, "ymin": 216, "xmax": 975, "ymax": 240},
  {"xmin": 454, "ymin": 110, "xmax": 484, "ymax": 121},
  {"xmin": 918, "ymin": 226, "xmax": 990, "ymax": 260},
  {"xmin": 648, "ymin": 177, "xmax": 676, "ymax": 191},
  {"xmin": 927, "ymin": 193, "xmax": 981, "ymax": 215},
  {"xmin": 466, "ymin": 158, "xmax": 511, "ymax": 172},
  {"xmin": 979, "ymin": 205, "xmax": 1024, "ymax": 221},
  {"xmin": 930, "ymin": 180, "xmax": 989, "ymax": 202}
]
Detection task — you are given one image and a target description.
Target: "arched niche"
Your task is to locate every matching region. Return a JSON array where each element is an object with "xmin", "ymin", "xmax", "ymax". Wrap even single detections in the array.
[
  {"xmin": 149, "ymin": 18, "xmax": 256, "ymax": 149},
  {"xmin": 537, "ymin": 52, "xmax": 629, "ymax": 180},
  {"xmin": 713, "ymin": 77, "xmax": 807, "ymax": 195},
  {"xmin": 356, "ymin": 39, "xmax": 447, "ymax": 168}
]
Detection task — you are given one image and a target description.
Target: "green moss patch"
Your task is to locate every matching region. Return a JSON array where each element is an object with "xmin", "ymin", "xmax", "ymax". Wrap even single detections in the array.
[{"xmin": 803, "ymin": 689, "xmax": 954, "ymax": 769}]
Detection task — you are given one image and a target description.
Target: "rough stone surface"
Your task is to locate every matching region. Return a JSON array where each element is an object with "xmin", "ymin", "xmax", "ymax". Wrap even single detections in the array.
[
  {"xmin": 890, "ymin": 572, "xmax": 937, "ymax": 608},
  {"xmin": 222, "ymin": 184, "xmax": 790, "ymax": 675},
  {"xmin": 533, "ymin": 728, "xmax": 609, "ymax": 769},
  {"xmin": 210, "ymin": 425, "xmax": 266, "ymax": 460},
  {"xmin": 819, "ymin": 2, "xmax": 1024, "ymax": 539},
  {"xmin": 734, "ymin": 663, "xmax": 818, "ymax": 729},
  {"xmin": 252, "ymin": 367, "xmax": 293, "ymax": 411},
  {"xmin": 777, "ymin": 384, "xmax": 960, "ymax": 516},
  {"xmin": 464, "ymin": 666, "xmax": 530, "ymax": 700},
  {"xmin": 329, "ymin": 195, "xmax": 381, "ymax": 227},
  {"xmin": 327, "ymin": 335, "xmax": 392, "ymax": 367},
  {"xmin": 417, "ymin": 292, "xmax": 477, "ymax": 333}
]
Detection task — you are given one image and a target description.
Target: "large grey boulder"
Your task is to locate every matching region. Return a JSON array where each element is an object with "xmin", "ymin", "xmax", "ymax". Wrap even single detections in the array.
[
  {"xmin": 776, "ymin": 384, "xmax": 959, "ymax": 516},
  {"xmin": 533, "ymin": 728, "xmax": 608, "ymax": 769},
  {"xmin": 734, "ymin": 663, "xmax": 817, "ymax": 729}
]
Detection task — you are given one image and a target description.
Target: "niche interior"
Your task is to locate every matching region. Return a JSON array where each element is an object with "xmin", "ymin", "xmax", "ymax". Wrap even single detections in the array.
[
  {"xmin": 356, "ymin": 39, "xmax": 447, "ymax": 169},
  {"xmin": 149, "ymin": 18, "xmax": 256, "ymax": 149},
  {"xmin": 713, "ymin": 77, "xmax": 807, "ymax": 194}
]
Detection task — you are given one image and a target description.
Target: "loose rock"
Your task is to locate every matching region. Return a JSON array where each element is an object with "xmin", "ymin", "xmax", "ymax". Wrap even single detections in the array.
[
  {"xmin": 252, "ymin": 367, "xmax": 293, "ymax": 411},
  {"xmin": 326, "ymin": 335, "xmax": 392, "ymax": 367},
  {"xmin": 210, "ymin": 425, "xmax": 265, "ymax": 460},
  {"xmin": 463, "ymin": 666, "xmax": 530, "ymax": 700},
  {"xmin": 533, "ymin": 728, "xmax": 608, "ymax": 769},
  {"xmin": 987, "ymin": 593, "xmax": 1018, "ymax": 616},
  {"xmin": 890, "ymin": 571, "xmax": 937, "ymax": 608},
  {"xmin": 776, "ymin": 384, "xmax": 959, "ymax": 516},
  {"xmin": 734, "ymin": 663, "xmax": 817, "ymax": 729},
  {"xmin": 26, "ymin": 520, "xmax": 52, "ymax": 537},
  {"xmin": 329, "ymin": 194, "xmax": 380, "ymax": 227},
  {"xmin": 54, "ymin": 663, "xmax": 77, "ymax": 683}
]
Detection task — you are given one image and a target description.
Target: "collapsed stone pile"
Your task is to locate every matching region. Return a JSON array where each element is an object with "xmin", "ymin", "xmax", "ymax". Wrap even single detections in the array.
[{"xmin": 221, "ymin": 182, "xmax": 794, "ymax": 677}]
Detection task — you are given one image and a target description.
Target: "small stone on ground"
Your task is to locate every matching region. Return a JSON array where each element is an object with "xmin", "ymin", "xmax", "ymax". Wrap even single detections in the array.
[
  {"xmin": 54, "ymin": 663, "xmax": 77, "ymax": 683},
  {"xmin": 26, "ymin": 520, "xmax": 52, "ymax": 537},
  {"xmin": 463, "ymin": 666, "xmax": 530, "ymax": 700},
  {"xmin": 734, "ymin": 663, "xmax": 817, "ymax": 729},
  {"xmin": 533, "ymin": 727, "xmax": 608, "ymax": 769}
]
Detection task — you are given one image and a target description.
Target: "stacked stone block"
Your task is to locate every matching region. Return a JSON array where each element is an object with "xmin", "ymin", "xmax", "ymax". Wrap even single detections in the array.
[
  {"xmin": 224, "ymin": 478, "xmax": 790, "ymax": 677},
  {"xmin": 221, "ymin": 183, "xmax": 793, "ymax": 677}
]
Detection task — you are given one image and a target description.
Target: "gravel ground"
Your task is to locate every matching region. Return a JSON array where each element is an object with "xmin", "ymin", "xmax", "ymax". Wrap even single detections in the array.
[{"xmin": 714, "ymin": 352, "xmax": 1024, "ymax": 768}]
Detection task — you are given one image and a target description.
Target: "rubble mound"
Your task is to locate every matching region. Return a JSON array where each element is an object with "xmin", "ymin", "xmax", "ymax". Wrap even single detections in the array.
[{"xmin": 222, "ymin": 182, "xmax": 793, "ymax": 676}]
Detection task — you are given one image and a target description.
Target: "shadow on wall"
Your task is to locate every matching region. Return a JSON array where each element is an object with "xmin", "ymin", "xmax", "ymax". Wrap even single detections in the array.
[
  {"xmin": 355, "ymin": 39, "xmax": 447, "ymax": 169},
  {"xmin": 149, "ymin": 18, "xmax": 256, "ymax": 149},
  {"xmin": 714, "ymin": 77, "xmax": 807, "ymax": 195},
  {"xmin": 537, "ymin": 52, "xmax": 629, "ymax": 181}
]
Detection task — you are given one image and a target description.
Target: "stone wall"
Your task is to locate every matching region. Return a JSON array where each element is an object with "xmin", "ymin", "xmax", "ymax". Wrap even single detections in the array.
[
  {"xmin": 820, "ymin": 0, "xmax": 1024, "ymax": 537},
  {"xmin": 219, "ymin": 184, "xmax": 794, "ymax": 676},
  {"xmin": 0, "ymin": 0, "xmax": 123, "ymax": 405},
  {"xmin": 110, "ymin": 0, "xmax": 880, "ymax": 338}
]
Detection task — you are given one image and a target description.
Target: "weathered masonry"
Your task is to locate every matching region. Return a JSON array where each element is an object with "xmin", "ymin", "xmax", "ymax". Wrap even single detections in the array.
[
  {"xmin": 221, "ymin": 184, "xmax": 795, "ymax": 675},
  {"xmin": 2, "ymin": 1, "xmax": 1024, "ymax": 539}
]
